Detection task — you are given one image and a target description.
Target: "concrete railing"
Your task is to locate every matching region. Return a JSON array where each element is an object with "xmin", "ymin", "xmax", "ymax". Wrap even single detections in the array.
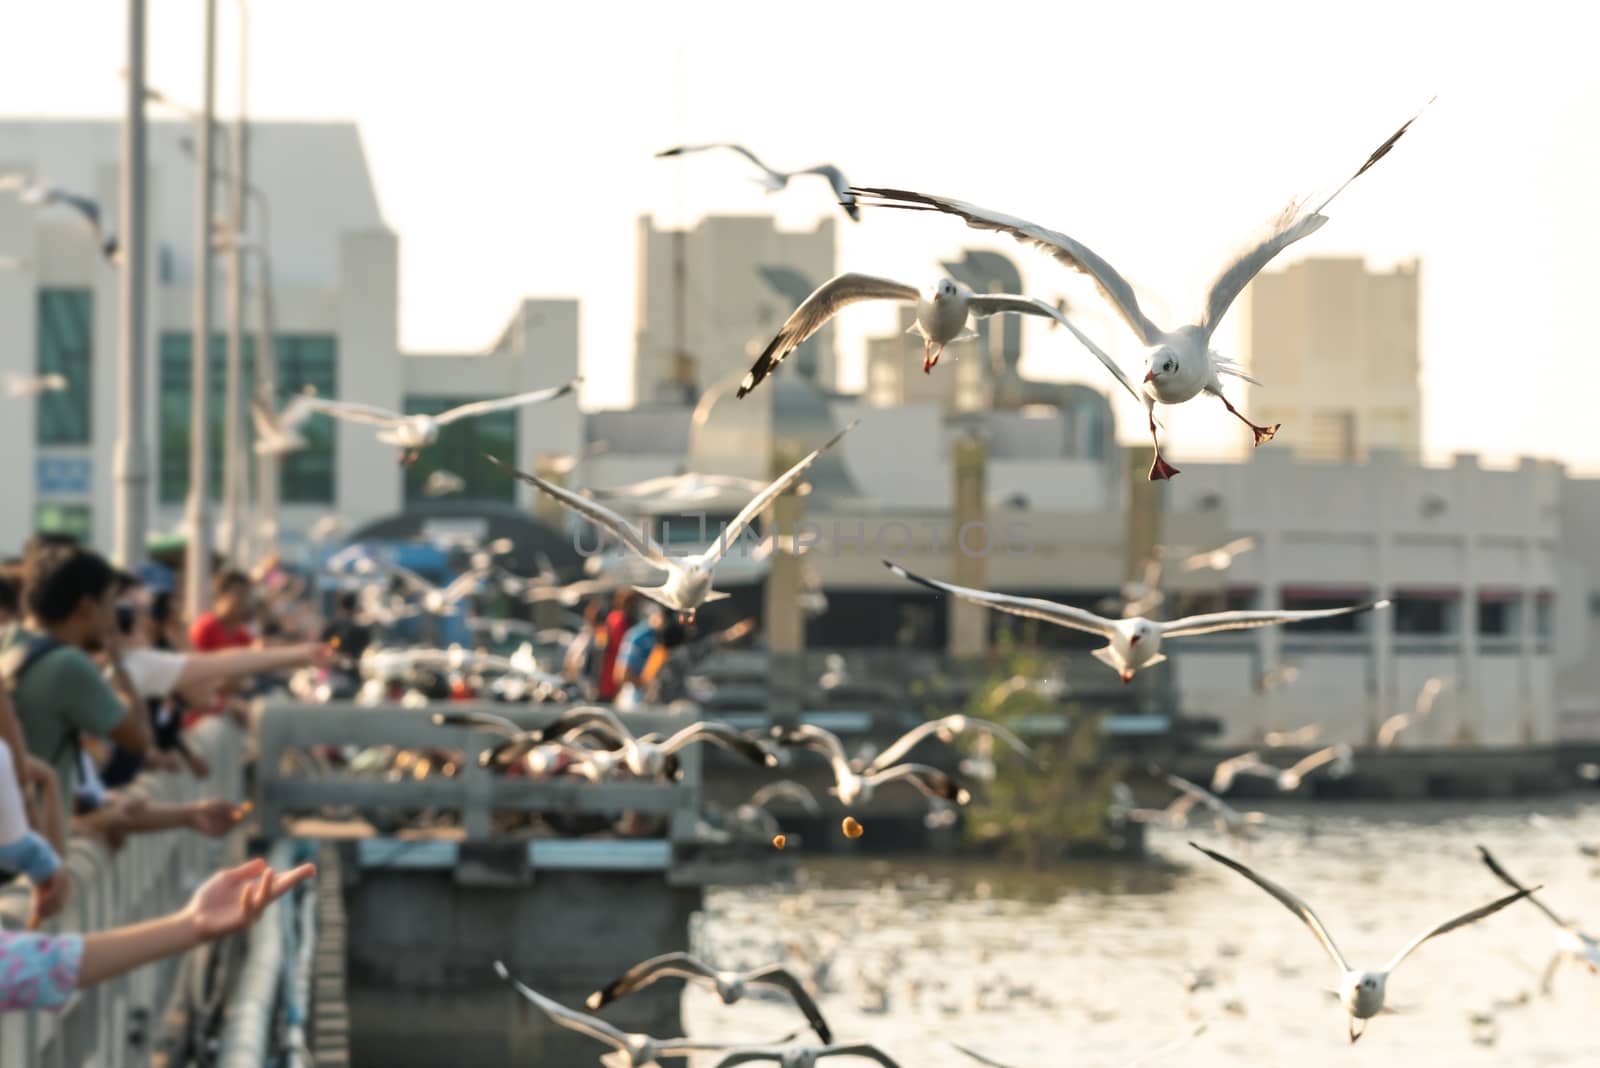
[{"xmin": 0, "ymin": 719, "xmax": 247, "ymax": 1068}]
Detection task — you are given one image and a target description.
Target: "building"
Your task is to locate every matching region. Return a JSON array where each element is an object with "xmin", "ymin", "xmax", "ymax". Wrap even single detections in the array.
[
  {"xmin": 0, "ymin": 119, "xmax": 581, "ymax": 559},
  {"xmin": 633, "ymin": 213, "xmax": 836, "ymax": 405},
  {"xmin": 1241, "ymin": 256, "xmax": 1422, "ymax": 463}
]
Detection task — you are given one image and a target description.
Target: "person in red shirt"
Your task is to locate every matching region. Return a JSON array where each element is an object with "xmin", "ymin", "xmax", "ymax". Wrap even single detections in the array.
[
  {"xmin": 185, "ymin": 570, "xmax": 255, "ymax": 726},
  {"xmin": 595, "ymin": 590, "xmax": 636, "ymax": 703}
]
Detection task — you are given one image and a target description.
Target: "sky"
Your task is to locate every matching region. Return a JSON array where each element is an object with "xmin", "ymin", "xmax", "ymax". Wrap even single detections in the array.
[{"xmin": 4, "ymin": 1, "xmax": 1599, "ymax": 469}]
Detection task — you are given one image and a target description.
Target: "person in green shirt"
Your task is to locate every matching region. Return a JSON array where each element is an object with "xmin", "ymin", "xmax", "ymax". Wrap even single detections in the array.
[{"xmin": 2, "ymin": 537, "xmax": 150, "ymax": 821}]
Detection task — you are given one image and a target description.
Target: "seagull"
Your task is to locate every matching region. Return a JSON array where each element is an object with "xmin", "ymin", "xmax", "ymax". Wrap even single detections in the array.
[
  {"xmin": 1191, "ymin": 842, "xmax": 1535, "ymax": 1043},
  {"xmin": 5, "ymin": 373, "xmax": 67, "ymax": 398},
  {"xmin": 1097, "ymin": 555, "xmax": 1164, "ymax": 619},
  {"xmin": 1130, "ymin": 774, "xmax": 1266, "ymax": 838},
  {"xmin": 487, "ymin": 420, "xmax": 857, "ymax": 620},
  {"xmin": 1255, "ymin": 666, "xmax": 1303, "ymax": 697},
  {"xmin": 1262, "ymin": 723, "xmax": 1320, "ymax": 747},
  {"xmin": 295, "ymin": 378, "xmax": 577, "ymax": 465},
  {"xmin": 251, "ymin": 392, "xmax": 314, "ymax": 455},
  {"xmin": 849, "ymin": 102, "xmax": 1431, "ymax": 480},
  {"xmin": 493, "ymin": 962, "xmax": 767, "ymax": 1068},
  {"xmin": 711, "ymin": 1042, "xmax": 903, "ymax": 1068},
  {"xmin": 1212, "ymin": 745, "xmax": 1353, "ymax": 793},
  {"xmin": 736, "ymin": 274, "xmax": 1141, "ymax": 396},
  {"xmin": 422, "ymin": 469, "xmax": 466, "ymax": 497},
  {"xmin": 587, "ymin": 952, "xmax": 833, "ymax": 1043},
  {"xmin": 1477, "ymin": 845, "xmax": 1600, "ymax": 993},
  {"xmin": 771, "ymin": 723, "xmax": 970, "ymax": 809},
  {"xmin": 1376, "ymin": 676, "xmax": 1451, "ymax": 747},
  {"xmin": 1178, "ymin": 537, "xmax": 1257, "ymax": 573},
  {"xmin": 867, "ymin": 715, "xmax": 1039, "ymax": 777},
  {"xmin": 355, "ymin": 556, "xmax": 484, "ymax": 616},
  {"xmin": 748, "ymin": 780, "xmax": 822, "ymax": 815},
  {"xmin": 4, "ymin": 177, "xmax": 120, "ymax": 263},
  {"xmin": 951, "ymin": 1021, "xmax": 1207, "ymax": 1068},
  {"xmin": 1526, "ymin": 813, "xmax": 1600, "ymax": 859},
  {"xmin": 884, "ymin": 560, "xmax": 1388, "ymax": 683},
  {"xmin": 655, "ymin": 143, "xmax": 861, "ymax": 221}
]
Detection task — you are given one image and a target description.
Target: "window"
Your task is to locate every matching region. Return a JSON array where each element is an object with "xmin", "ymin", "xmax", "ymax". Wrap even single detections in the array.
[
  {"xmin": 1305, "ymin": 411, "xmax": 1357, "ymax": 463},
  {"xmin": 36, "ymin": 289, "xmax": 92, "ymax": 444},
  {"xmin": 1394, "ymin": 595, "xmax": 1454, "ymax": 636},
  {"xmin": 402, "ymin": 395, "xmax": 516, "ymax": 505},
  {"xmin": 159, "ymin": 332, "xmax": 337, "ymax": 505},
  {"xmin": 34, "ymin": 503, "xmax": 91, "ymax": 541},
  {"xmin": 1478, "ymin": 599, "xmax": 1514, "ymax": 636}
]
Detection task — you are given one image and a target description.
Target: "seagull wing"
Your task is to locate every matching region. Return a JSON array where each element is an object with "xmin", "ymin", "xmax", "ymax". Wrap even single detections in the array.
[
  {"xmin": 1383, "ymin": 886, "xmax": 1536, "ymax": 974},
  {"xmin": 1201, "ymin": 102, "xmax": 1431, "ymax": 335},
  {"xmin": 660, "ymin": 721, "xmax": 775, "ymax": 767},
  {"xmin": 864, "ymin": 720, "xmax": 943, "ymax": 773},
  {"xmin": 1477, "ymin": 845, "xmax": 1572, "ymax": 930},
  {"xmin": 950, "ymin": 1044, "xmax": 1018, "ymax": 1068},
  {"xmin": 493, "ymin": 961, "xmax": 630, "ymax": 1050},
  {"xmin": 433, "ymin": 380, "xmax": 578, "ymax": 426},
  {"xmin": 865, "ymin": 763, "xmax": 968, "ymax": 804},
  {"xmin": 793, "ymin": 164, "xmax": 859, "ymax": 219},
  {"xmin": 870, "ymin": 716, "xmax": 1035, "ymax": 773},
  {"xmin": 818, "ymin": 1044, "xmax": 903, "ymax": 1068},
  {"xmin": 430, "ymin": 709, "xmax": 525, "ymax": 737},
  {"xmin": 746, "ymin": 965, "xmax": 834, "ymax": 1043},
  {"xmin": 1189, "ymin": 843, "xmax": 1351, "ymax": 972},
  {"xmin": 1285, "ymin": 745, "xmax": 1344, "ymax": 780},
  {"xmin": 773, "ymin": 724, "xmax": 855, "ymax": 783},
  {"xmin": 711, "ymin": 1052, "xmax": 784, "ymax": 1068},
  {"xmin": 884, "ymin": 561, "xmax": 1118, "ymax": 638},
  {"xmin": 990, "ymin": 297, "xmax": 1142, "ymax": 405},
  {"xmin": 1210, "ymin": 751, "xmax": 1271, "ymax": 794},
  {"xmin": 587, "ymin": 952, "xmax": 716, "ymax": 1009},
  {"xmin": 698, "ymin": 420, "xmax": 858, "ymax": 570},
  {"xmin": 848, "ymin": 187, "xmax": 1166, "ymax": 345},
  {"xmin": 657, "ymin": 142, "xmax": 788, "ymax": 184},
  {"xmin": 297, "ymin": 396, "xmax": 405, "ymax": 428},
  {"xmin": 486, "ymin": 455, "xmax": 672, "ymax": 568},
  {"xmin": 1159, "ymin": 600, "xmax": 1389, "ymax": 639},
  {"xmin": 739, "ymin": 275, "xmax": 918, "ymax": 397},
  {"xmin": 749, "ymin": 780, "xmax": 821, "ymax": 814}
]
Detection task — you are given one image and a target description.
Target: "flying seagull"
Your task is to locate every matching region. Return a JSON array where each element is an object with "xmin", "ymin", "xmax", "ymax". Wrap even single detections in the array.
[
  {"xmin": 1191, "ymin": 842, "xmax": 1534, "ymax": 1043},
  {"xmin": 1129, "ymin": 773, "xmax": 1266, "ymax": 838},
  {"xmin": 587, "ymin": 952, "xmax": 833, "ymax": 1043},
  {"xmin": 4, "ymin": 177, "xmax": 120, "ymax": 263},
  {"xmin": 884, "ymin": 560, "xmax": 1388, "ymax": 683},
  {"xmin": 771, "ymin": 723, "xmax": 970, "ymax": 809},
  {"xmin": 711, "ymin": 1042, "xmax": 903, "ymax": 1068},
  {"xmin": 422, "ymin": 469, "xmax": 466, "ymax": 497},
  {"xmin": 1477, "ymin": 845, "xmax": 1600, "ymax": 993},
  {"xmin": 1177, "ymin": 537, "xmax": 1257, "ymax": 573},
  {"xmin": 1209, "ymin": 744, "xmax": 1352, "ymax": 794},
  {"xmin": 736, "ymin": 274, "xmax": 1141, "ymax": 396},
  {"xmin": 656, "ymin": 143, "xmax": 860, "ymax": 221},
  {"xmin": 487, "ymin": 420, "xmax": 857, "ymax": 620},
  {"xmin": 251, "ymin": 392, "xmax": 314, "ymax": 455},
  {"xmin": 295, "ymin": 378, "xmax": 578, "ymax": 465},
  {"xmin": 1376, "ymin": 676, "xmax": 1451, "ymax": 747},
  {"xmin": 866, "ymin": 714, "xmax": 1039, "ymax": 775},
  {"xmin": 5, "ymin": 373, "xmax": 68, "ymax": 398},
  {"xmin": 848, "ymin": 101, "xmax": 1432, "ymax": 480},
  {"xmin": 492, "ymin": 961, "xmax": 768, "ymax": 1068}
]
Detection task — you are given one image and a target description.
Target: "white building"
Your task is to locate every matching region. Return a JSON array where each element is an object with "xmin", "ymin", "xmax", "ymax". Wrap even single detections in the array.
[{"xmin": 0, "ymin": 119, "xmax": 581, "ymax": 559}]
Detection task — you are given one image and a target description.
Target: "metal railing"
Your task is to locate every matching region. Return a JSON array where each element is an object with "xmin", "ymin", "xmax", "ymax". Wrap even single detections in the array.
[{"xmin": 0, "ymin": 718, "xmax": 247, "ymax": 1068}]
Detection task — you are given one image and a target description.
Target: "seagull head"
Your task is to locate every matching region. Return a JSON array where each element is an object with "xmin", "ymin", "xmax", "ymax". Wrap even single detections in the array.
[
  {"xmin": 1144, "ymin": 349, "xmax": 1179, "ymax": 385},
  {"xmin": 932, "ymin": 278, "xmax": 957, "ymax": 304}
]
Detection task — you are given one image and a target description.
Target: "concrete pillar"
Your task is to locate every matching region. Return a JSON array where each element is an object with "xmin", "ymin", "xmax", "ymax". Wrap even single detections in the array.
[
  {"xmin": 1454, "ymin": 455, "xmax": 1481, "ymax": 743},
  {"xmin": 1122, "ymin": 444, "xmax": 1162, "ymax": 587},
  {"xmin": 1518, "ymin": 537, "xmax": 1537, "ymax": 743},
  {"xmin": 1369, "ymin": 450, "xmax": 1400, "ymax": 744},
  {"xmin": 948, "ymin": 433, "xmax": 987, "ymax": 658},
  {"xmin": 764, "ymin": 455, "xmax": 806, "ymax": 730}
]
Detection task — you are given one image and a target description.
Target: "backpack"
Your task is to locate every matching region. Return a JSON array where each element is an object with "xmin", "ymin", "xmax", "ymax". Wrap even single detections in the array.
[{"xmin": 1, "ymin": 630, "xmax": 73, "ymax": 767}]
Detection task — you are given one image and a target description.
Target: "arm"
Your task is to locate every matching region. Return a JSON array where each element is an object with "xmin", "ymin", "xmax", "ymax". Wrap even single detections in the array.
[
  {"xmin": 100, "ymin": 628, "xmax": 152, "ymax": 755},
  {"xmin": 0, "ymin": 693, "xmax": 39, "ymax": 834},
  {"xmin": 76, "ymin": 857, "xmax": 313, "ymax": 989},
  {"xmin": 173, "ymin": 643, "xmax": 327, "ymax": 697}
]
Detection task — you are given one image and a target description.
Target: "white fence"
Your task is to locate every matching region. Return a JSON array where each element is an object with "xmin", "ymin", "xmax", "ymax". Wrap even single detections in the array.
[{"xmin": 0, "ymin": 719, "xmax": 246, "ymax": 1068}]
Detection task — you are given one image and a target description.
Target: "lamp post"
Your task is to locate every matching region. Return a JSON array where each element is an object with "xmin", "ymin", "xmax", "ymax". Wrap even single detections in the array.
[
  {"xmin": 221, "ymin": 0, "xmax": 249, "ymax": 563},
  {"xmin": 183, "ymin": 0, "xmax": 218, "ymax": 620},
  {"xmin": 112, "ymin": 0, "xmax": 150, "ymax": 567}
]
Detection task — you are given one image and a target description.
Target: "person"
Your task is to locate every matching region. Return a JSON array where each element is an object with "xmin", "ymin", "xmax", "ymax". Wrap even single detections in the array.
[
  {"xmin": 1, "ymin": 537, "xmax": 151, "ymax": 822},
  {"xmin": 0, "ymin": 735, "xmax": 66, "ymax": 929},
  {"xmin": 0, "ymin": 856, "xmax": 314, "ymax": 1013},
  {"xmin": 186, "ymin": 569, "xmax": 257, "ymax": 726},
  {"xmin": 614, "ymin": 606, "xmax": 665, "ymax": 708},
  {"xmin": 321, "ymin": 591, "xmax": 372, "ymax": 661},
  {"xmin": 561, "ymin": 599, "xmax": 603, "ymax": 699},
  {"xmin": 596, "ymin": 590, "xmax": 636, "ymax": 703}
]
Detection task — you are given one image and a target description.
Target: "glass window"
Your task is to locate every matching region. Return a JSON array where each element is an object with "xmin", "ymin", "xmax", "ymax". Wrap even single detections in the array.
[
  {"xmin": 1477, "ymin": 599, "xmax": 1514, "ymax": 636},
  {"xmin": 34, "ymin": 502, "xmax": 91, "ymax": 541},
  {"xmin": 159, "ymin": 332, "xmax": 337, "ymax": 505},
  {"xmin": 1394, "ymin": 595, "xmax": 1454, "ymax": 636},
  {"xmin": 36, "ymin": 289, "xmax": 92, "ymax": 444},
  {"xmin": 402, "ymin": 395, "xmax": 516, "ymax": 505}
]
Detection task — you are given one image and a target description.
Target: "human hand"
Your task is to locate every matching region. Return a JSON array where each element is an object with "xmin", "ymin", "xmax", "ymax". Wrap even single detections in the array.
[
  {"xmin": 187, "ymin": 798, "xmax": 247, "ymax": 837},
  {"xmin": 28, "ymin": 869, "xmax": 70, "ymax": 930},
  {"xmin": 183, "ymin": 858, "xmax": 316, "ymax": 941}
]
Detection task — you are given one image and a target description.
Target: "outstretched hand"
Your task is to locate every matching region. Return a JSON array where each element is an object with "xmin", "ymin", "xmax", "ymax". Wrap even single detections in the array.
[{"xmin": 183, "ymin": 858, "xmax": 316, "ymax": 941}]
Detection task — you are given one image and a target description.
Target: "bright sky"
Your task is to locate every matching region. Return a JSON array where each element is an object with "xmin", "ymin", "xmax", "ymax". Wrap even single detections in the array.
[{"xmin": 5, "ymin": 1, "xmax": 1599, "ymax": 469}]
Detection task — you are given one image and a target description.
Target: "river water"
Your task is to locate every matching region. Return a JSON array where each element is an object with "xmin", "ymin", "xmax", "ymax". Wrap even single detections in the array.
[{"xmin": 688, "ymin": 798, "xmax": 1600, "ymax": 1066}]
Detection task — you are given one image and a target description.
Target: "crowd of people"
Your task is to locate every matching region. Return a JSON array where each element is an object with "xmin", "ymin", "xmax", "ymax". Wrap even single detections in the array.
[
  {"xmin": 0, "ymin": 533, "xmax": 319, "ymax": 1014},
  {"xmin": 560, "ymin": 589, "xmax": 755, "ymax": 709}
]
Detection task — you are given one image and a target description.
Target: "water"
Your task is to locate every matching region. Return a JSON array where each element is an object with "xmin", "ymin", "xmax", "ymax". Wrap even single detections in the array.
[{"xmin": 688, "ymin": 798, "xmax": 1600, "ymax": 1066}]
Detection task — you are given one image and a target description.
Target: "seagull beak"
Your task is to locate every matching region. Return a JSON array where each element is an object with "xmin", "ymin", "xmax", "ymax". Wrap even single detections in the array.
[
  {"xmin": 932, "ymin": 292, "xmax": 943, "ymax": 303},
  {"xmin": 1142, "ymin": 369, "xmax": 1156, "ymax": 383},
  {"xmin": 1128, "ymin": 634, "xmax": 1140, "ymax": 645}
]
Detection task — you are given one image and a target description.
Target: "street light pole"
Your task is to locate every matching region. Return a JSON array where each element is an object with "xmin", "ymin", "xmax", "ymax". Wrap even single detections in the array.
[
  {"xmin": 221, "ymin": 0, "xmax": 248, "ymax": 563},
  {"xmin": 184, "ymin": 0, "xmax": 218, "ymax": 620},
  {"xmin": 112, "ymin": 0, "xmax": 150, "ymax": 567}
]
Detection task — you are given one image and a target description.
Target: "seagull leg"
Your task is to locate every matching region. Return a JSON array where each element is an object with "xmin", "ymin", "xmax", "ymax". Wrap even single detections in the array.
[
  {"xmin": 1219, "ymin": 394, "xmax": 1280, "ymax": 446},
  {"xmin": 1348, "ymin": 1017, "xmax": 1365, "ymax": 1044},
  {"xmin": 922, "ymin": 341, "xmax": 943, "ymax": 374},
  {"xmin": 1146, "ymin": 407, "xmax": 1180, "ymax": 480}
]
